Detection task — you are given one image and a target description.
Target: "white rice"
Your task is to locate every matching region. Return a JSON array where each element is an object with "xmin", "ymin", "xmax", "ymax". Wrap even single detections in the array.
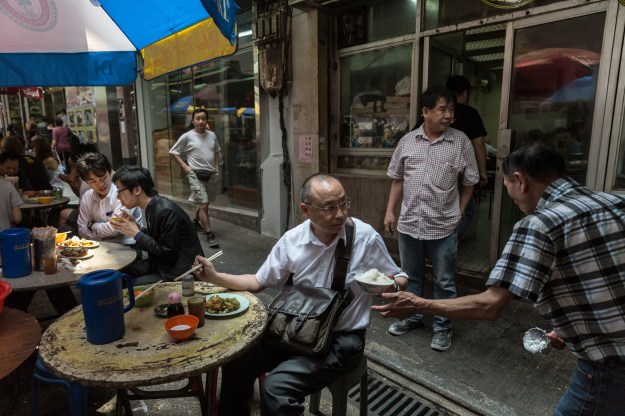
[
  {"xmin": 171, "ymin": 324, "xmax": 191, "ymax": 331},
  {"xmin": 523, "ymin": 328, "xmax": 549, "ymax": 353},
  {"xmin": 355, "ymin": 269, "xmax": 393, "ymax": 285}
]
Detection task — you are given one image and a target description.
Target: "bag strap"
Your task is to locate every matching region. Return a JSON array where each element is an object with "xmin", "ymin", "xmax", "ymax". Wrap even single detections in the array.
[
  {"xmin": 284, "ymin": 218, "xmax": 355, "ymax": 290},
  {"xmin": 331, "ymin": 218, "xmax": 355, "ymax": 292}
]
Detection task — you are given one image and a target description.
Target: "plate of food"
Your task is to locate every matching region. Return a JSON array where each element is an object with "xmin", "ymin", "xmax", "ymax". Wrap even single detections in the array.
[
  {"xmin": 58, "ymin": 236, "xmax": 83, "ymax": 248},
  {"xmin": 80, "ymin": 239, "xmax": 99, "ymax": 249},
  {"xmin": 205, "ymin": 293, "xmax": 249, "ymax": 317},
  {"xmin": 59, "ymin": 247, "xmax": 93, "ymax": 260}
]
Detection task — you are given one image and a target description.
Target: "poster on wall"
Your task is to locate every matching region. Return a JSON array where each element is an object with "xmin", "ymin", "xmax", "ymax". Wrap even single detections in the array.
[{"xmin": 65, "ymin": 87, "xmax": 97, "ymax": 143}]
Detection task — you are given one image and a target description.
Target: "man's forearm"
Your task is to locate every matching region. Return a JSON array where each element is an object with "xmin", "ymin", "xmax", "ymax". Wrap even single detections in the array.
[
  {"xmin": 472, "ymin": 137, "xmax": 487, "ymax": 181},
  {"xmin": 172, "ymin": 154, "xmax": 188, "ymax": 171},
  {"xmin": 459, "ymin": 184, "xmax": 473, "ymax": 214},
  {"xmin": 418, "ymin": 288, "xmax": 511, "ymax": 320},
  {"xmin": 386, "ymin": 180, "xmax": 403, "ymax": 214}
]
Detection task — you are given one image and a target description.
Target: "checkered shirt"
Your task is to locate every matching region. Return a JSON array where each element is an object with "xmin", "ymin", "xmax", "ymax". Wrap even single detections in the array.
[
  {"xmin": 487, "ymin": 178, "xmax": 625, "ymax": 362},
  {"xmin": 387, "ymin": 126, "xmax": 479, "ymax": 240}
]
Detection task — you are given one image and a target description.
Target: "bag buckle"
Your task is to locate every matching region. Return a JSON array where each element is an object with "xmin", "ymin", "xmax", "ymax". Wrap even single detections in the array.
[
  {"xmin": 268, "ymin": 300, "xmax": 285, "ymax": 321},
  {"xmin": 294, "ymin": 307, "xmax": 312, "ymax": 331}
]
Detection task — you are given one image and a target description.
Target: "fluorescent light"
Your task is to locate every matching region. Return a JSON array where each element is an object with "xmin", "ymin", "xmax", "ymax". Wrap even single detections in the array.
[{"xmin": 239, "ymin": 30, "xmax": 252, "ymax": 37}]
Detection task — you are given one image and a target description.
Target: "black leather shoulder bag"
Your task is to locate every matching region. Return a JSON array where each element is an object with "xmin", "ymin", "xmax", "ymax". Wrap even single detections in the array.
[{"xmin": 264, "ymin": 221, "xmax": 355, "ymax": 357}]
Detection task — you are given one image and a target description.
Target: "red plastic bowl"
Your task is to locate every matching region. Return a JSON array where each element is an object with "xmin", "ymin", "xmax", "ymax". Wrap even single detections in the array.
[
  {"xmin": 0, "ymin": 281, "xmax": 12, "ymax": 316},
  {"xmin": 164, "ymin": 314, "xmax": 199, "ymax": 341}
]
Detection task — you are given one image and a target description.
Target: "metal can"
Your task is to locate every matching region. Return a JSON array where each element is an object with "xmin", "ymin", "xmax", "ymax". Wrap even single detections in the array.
[
  {"xmin": 181, "ymin": 274, "xmax": 195, "ymax": 296},
  {"xmin": 188, "ymin": 295, "xmax": 206, "ymax": 328}
]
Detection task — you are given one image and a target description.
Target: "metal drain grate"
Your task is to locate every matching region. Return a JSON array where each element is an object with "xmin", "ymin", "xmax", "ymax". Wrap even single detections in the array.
[{"xmin": 347, "ymin": 371, "xmax": 451, "ymax": 416}]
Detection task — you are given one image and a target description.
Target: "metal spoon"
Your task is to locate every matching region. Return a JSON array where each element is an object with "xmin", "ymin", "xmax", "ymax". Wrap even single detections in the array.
[{"xmin": 523, "ymin": 327, "xmax": 549, "ymax": 354}]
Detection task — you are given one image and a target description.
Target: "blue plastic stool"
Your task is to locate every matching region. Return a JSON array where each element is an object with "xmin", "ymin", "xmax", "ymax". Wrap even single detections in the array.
[{"xmin": 31, "ymin": 356, "xmax": 89, "ymax": 416}]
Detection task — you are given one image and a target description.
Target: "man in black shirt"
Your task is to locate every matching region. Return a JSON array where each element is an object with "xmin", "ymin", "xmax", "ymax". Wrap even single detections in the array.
[
  {"xmin": 110, "ymin": 165, "xmax": 204, "ymax": 284},
  {"xmin": 446, "ymin": 75, "xmax": 488, "ymax": 239},
  {"xmin": 2, "ymin": 136, "xmax": 52, "ymax": 191}
]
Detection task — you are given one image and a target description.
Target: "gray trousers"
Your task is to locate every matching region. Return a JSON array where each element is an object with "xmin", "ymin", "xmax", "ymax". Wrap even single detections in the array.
[{"xmin": 218, "ymin": 330, "xmax": 365, "ymax": 416}]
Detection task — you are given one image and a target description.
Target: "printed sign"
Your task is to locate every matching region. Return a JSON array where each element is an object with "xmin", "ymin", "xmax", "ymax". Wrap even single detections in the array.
[{"xmin": 299, "ymin": 135, "xmax": 314, "ymax": 164}]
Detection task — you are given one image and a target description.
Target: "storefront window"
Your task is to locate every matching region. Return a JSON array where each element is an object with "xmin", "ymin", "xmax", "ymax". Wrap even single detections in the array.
[
  {"xmin": 147, "ymin": 9, "xmax": 257, "ymax": 211},
  {"xmin": 368, "ymin": 1, "xmax": 417, "ymax": 43},
  {"xmin": 337, "ymin": 44, "xmax": 412, "ymax": 174},
  {"xmin": 423, "ymin": 0, "xmax": 561, "ymax": 31},
  {"xmin": 337, "ymin": 1, "xmax": 416, "ymax": 49}
]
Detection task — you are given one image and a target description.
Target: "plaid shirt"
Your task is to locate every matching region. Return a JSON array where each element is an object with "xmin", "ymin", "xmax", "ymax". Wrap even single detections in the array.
[
  {"xmin": 487, "ymin": 178, "xmax": 625, "ymax": 362},
  {"xmin": 387, "ymin": 126, "xmax": 479, "ymax": 239}
]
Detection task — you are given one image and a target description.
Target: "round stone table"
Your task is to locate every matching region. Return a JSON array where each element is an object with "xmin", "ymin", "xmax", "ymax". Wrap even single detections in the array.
[{"xmin": 38, "ymin": 282, "xmax": 267, "ymax": 415}]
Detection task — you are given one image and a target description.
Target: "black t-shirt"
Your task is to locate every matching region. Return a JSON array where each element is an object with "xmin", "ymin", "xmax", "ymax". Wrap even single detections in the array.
[
  {"xmin": 451, "ymin": 103, "xmax": 487, "ymax": 141},
  {"xmin": 18, "ymin": 154, "xmax": 52, "ymax": 191}
]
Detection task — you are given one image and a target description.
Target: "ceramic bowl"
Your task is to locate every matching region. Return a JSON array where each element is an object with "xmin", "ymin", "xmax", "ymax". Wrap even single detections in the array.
[
  {"xmin": 0, "ymin": 281, "xmax": 11, "ymax": 316},
  {"xmin": 133, "ymin": 285, "xmax": 156, "ymax": 308},
  {"xmin": 354, "ymin": 270, "xmax": 395, "ymax": 295},
  {"xmin": 165, "ymin": 315, "xmax": 199, "ymax": 341},
  {"xmin": 37, "ymin": 196, "xmax": 53, "ymax": 204}
]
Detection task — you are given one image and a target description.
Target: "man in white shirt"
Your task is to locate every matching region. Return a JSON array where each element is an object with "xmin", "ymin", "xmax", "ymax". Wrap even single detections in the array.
[
  {"xmin": 193, "ymin": 174, "xmax": 408, "ymax": 416},
  {"xmin": 76, "ymin": 153, "xmax": 142, "ymax": 244},
  {"xmin": 169, "ymin": 108, "xmax": 221, "ymax": 248}
]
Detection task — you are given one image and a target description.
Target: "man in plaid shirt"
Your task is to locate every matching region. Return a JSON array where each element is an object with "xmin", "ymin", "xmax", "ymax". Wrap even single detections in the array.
[
  {"xmin": 375, "ymin": 142, "xmax": 625, "ymax": 415},
  {"xmin": 384, "ymin": 85, "xmax": 479, "ymax": 351}
]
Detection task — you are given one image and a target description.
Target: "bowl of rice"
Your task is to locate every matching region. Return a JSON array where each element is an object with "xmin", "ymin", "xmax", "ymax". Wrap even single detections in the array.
[{"xmin": 354, "ymin": 269, "xmax": 395, "ymax": 295}]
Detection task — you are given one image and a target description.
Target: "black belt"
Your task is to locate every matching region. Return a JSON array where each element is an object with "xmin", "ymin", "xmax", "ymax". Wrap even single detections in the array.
[
  {"xmin": 603, "ymin": 357, "xmax": 625, "ymax": 368},
  {"xmin": 585, "ymin": 357, "xmax": 625, "ymax": 368}
]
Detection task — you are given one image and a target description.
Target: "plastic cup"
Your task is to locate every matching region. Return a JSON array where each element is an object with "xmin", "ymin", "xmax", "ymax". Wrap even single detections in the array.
[
  {"xmin": 43, "ymin": 257, "xmax": 57, "ymax": 275},
  {"xmin": 188, "ymin": 296, "xmax": 206, "ymax": 328}
]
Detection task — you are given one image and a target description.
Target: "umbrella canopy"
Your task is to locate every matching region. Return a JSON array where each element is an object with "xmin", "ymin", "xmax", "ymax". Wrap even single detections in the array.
[
  {"xmin": 544, "ymin": 75, "xmax": 597, "ymax": 104},
  {"xmin": 169, "ymin": 95, "xmax": 194, "ymax": 113},
  {"xmin": 0, "ymin": 0, "xmax": 239, "ymax": 86},
  {"xmin": 512, "ymin": 48, "xmax": 600, "ymax": 99}
]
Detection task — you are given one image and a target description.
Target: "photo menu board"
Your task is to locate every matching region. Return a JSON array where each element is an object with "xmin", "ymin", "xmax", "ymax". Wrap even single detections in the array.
[{"xmin": 65, "ymin": 87, "xmax": 97, "ymax": 143}]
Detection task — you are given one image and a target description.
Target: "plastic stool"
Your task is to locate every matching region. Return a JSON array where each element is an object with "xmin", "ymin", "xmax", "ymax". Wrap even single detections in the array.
[
  {"xmin": 309, "ymin": 355, "xmax": 368, "ymax": 416},
  {"xmin": 31, "ymin": 356, "xmax": 89, "ymax": 416}
]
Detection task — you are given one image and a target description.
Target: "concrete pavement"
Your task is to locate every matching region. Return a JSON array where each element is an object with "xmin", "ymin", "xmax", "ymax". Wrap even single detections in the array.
[{"xmin": 0, "ymin": 215, "xmax": 575, "ymax": 415}]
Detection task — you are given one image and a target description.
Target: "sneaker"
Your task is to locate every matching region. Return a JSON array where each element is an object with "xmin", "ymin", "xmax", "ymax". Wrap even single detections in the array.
[
  {"xmin": 431, "ymin": 329, "xmax": 452, "ymax": 351},
  {"xmin": 194, "ymin": 219, "xmax": 203, "ymax": 232},
  {"xmin": 207, "ymin": 232, "xmax": 220, "ymax": 248},
  {"xmin": 388, "ymin": 319, "xmax": 423, "ymax": 336}
]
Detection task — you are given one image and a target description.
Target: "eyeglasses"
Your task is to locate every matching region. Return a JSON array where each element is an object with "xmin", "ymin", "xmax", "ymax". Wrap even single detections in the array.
[
  {"xmin": 116, "ymin": 187, "xmax": 128, "ymax": 195},
  {"xmin": 305, "ymin": 197, "xmax": 351, "ymax": 214}
]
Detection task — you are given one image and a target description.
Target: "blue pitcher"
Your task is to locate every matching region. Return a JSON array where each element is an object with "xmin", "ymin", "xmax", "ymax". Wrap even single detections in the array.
[
  {"xmin": 0, "ymin": 228, "xmax": 32, "ymax": 278},
  {"xmin": 76, "ymin": 269, "xmax": 135, "ymax": 345}
]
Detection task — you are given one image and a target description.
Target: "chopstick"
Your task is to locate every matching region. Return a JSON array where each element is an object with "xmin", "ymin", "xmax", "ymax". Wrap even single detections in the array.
[{"xmin": 133, "ymin": 250, "xmax": 223, "ymax": 301}]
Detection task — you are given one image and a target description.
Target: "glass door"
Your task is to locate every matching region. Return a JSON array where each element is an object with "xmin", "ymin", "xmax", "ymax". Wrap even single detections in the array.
[
  {"xmin": 425, "ymin": 25, "xmax": 505, "ymax": 275},
  {"xmin": 494, "ymin": 10, "xmax": 606, "ymax": 256}
]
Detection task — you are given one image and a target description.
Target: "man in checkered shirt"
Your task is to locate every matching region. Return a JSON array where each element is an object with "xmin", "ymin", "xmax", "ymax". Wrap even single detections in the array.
[
  {"xmin": 375, "ymin": 142, "xmax": 625, "ymax": 415},
  {"xmin": 383, "ymin": 85, "xmax": 479, "ymax": 351}
]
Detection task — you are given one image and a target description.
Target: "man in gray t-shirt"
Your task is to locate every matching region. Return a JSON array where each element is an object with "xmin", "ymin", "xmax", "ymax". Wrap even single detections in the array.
[
  {"xmin": 169, "ymin": 108, "xmax": 221, "ymax": 248},
  {"xmin": 0, "ymin": 176, "xmax": 22, "ymax": 231}
]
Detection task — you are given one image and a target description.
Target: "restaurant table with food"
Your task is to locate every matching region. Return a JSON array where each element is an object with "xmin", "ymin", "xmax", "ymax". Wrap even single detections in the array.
[
  {"xmin": 20, "ymin": 195, "xmax": 70, "ymax": 227},
  {"xmin": 38, "ymin": 282, "xmax": 268, "ymax": 416},
  {"xmin": 0, "ymin": 240, "xmax": 137, "ymax": 291}
]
